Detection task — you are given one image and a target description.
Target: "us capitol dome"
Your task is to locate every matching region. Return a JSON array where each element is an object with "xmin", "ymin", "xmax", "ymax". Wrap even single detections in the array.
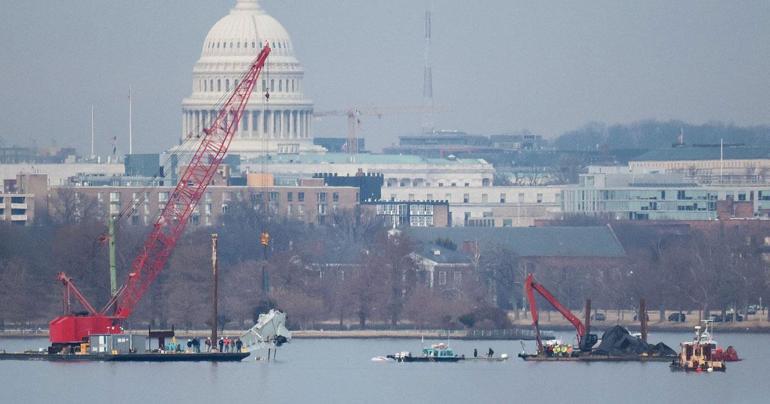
[{"xmin": 180, "ymin": 0, "xmax": 323, "ymax": 157}]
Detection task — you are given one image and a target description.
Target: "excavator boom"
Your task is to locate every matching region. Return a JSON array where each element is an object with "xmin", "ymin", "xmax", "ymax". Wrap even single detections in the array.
[{"xmin": 525, "ymin": 274, "xmax": 595, "ymax": 353}]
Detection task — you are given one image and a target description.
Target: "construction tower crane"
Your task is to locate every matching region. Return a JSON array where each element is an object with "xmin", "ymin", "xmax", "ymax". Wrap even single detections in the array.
[
  {"xmin": 48, "ymin": 43, "xmax": 272, "ymax": 351},
  {"xmin": 524, "ymin": 274, "xmax": 598, "ymax": 354},
  {"xmin": 314, "ymin": 106, "xmax": 435, "ymax": 159}
]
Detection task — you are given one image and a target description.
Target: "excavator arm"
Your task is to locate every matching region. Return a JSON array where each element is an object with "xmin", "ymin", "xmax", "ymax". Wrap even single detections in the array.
[{"xmin": 525, "ymin": 274, "xmax": 595, "ymax": 353}]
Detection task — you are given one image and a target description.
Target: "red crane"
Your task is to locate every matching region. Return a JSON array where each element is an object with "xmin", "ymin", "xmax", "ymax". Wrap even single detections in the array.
[
  {"xmin": 48, "ymin": 43, "xmax": 272, "ymax": 350},
  {"xmin": 524, "ymin": 273, "xmax": 597, "ymax": 354}
]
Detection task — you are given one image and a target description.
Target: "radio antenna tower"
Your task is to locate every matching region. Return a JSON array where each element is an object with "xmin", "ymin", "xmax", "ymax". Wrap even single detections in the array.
[
  {"xmin": 128, "ymin": 86, "xmax": 133, "ymax": 155},
  {"xmin": 90, "ymin": 105, "xmax": 95, "ymax": 160},
  {"xmin": 421, "ymin": 2, "xmax": 434, "ymax": 134}
]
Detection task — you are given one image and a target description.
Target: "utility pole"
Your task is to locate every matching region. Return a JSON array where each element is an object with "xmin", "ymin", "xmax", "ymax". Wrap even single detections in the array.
[
  {"xmin": 211, "ymin": 233, "xmax": 219, "ymax": 348},
  {"xmin": 108, "ymin": 216, "xmax": 118, "ymax": 297},
  {"xmin": 260, "ymin": 231, "xmax": 270, "ymax": 295},
  {"xmin": 639, "ymin": 298, "xmax": 648, "ymax": 343},
  {"xmin": 584, "ymin": 299, "xmax": 592, "ymax": 341}
]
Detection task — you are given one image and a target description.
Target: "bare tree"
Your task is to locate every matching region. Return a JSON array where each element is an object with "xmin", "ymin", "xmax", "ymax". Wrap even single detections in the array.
[
  {"xmin": 49, "ymin": 188, "xmax": 100, "ymax": 225},
  {"xmin": 478, "ymin": 246, "xmax": 520, "ymax": 310}
]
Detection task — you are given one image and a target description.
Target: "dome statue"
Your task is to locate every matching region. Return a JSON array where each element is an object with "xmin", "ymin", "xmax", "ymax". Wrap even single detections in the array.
[{"xmin": 180, "ymin": 0, "xmax": 322, "ymax": 157}]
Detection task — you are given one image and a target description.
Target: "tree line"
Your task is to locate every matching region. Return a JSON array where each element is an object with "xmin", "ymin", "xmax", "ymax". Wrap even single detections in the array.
[
  {"xmin": 0, "ymin": 195, "xmax": 505, "ymax": 331},
  {"xmin": 2, "ymin": 193, "xmax": 769, "ymax": 331},
  {"xmin": 553, "ymin": 120, "xmax": 770, "ymax": 151}
]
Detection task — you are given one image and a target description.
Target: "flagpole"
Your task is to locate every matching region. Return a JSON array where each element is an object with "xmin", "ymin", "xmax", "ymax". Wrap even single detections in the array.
[{"xmin": 720, "ymin": 138, "xmax": 724, "ymax": 184}]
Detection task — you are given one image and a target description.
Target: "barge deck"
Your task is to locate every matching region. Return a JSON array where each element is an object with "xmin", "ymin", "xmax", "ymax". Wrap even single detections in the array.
[
  {"xmin": 0, "ymin": 351, "xmax": 250, "ymax": 362},
  {"xmin": 518, "ymin": 353, "xmax": 673, "ymax": 362}
]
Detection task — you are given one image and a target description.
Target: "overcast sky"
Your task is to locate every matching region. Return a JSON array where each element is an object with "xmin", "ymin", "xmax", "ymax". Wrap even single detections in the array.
[{"xmin": 1, "ymin": 0, "xmax": 769, "ymax": 154}]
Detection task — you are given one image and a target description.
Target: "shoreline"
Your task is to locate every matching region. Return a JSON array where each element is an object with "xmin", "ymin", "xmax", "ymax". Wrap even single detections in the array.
[{"xmin": 2, "ymin": 323, "xmax": 770, "ymax": 340}]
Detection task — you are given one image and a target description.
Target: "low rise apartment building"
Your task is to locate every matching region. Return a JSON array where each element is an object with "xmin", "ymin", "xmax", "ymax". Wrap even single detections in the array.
[
  {"xmin": 384, "ymin": 186, "xmax": 563, "ymax": 227},
  {"xmin": 0, "ymin": 193, "xmax": 34, "ymax": 224}
]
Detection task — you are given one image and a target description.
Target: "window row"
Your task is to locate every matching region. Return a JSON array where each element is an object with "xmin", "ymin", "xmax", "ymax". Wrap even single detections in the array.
[
  {"xmin": 386, "ymin": 178, "xmax": 493, "ymax": 188},
  {"xmin": 207, "ymin": 40, "xmax": 290, "ymax": 51},
  {"xmin": 199, "ymin": 77, "xmax": 301, "ymax": 94}
]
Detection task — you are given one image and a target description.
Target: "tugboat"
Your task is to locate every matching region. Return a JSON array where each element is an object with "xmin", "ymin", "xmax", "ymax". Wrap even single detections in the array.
[
  {"xmin": 387, "ymin": 343, "xmax": 463, "ymax": 363},
  {"xmin": 670, "ymin": 321, "xmax": 726, "ymax": 372}
]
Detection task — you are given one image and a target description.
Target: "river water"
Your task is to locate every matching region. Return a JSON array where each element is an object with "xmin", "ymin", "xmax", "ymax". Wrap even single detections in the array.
[{"xmin": 1, "ymin": 332, "xmax": 768, "ymax": 404}]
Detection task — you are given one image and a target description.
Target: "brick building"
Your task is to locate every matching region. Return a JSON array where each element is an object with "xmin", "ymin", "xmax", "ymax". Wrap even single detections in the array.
[
  {"xmin": 53, "ymin": 183, "xmax": 360, "ymax": 226},
  {"xmin": 407, "ymin": 226, "xmax": 627, "ymax": 299}
]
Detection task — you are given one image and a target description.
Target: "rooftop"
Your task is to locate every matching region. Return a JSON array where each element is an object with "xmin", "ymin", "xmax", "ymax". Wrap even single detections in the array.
[
  {"xmin": 248, "ymin": 153, "xmax": 490, "ymax": 166},
  {"xmin": 632, "ymin": 147, "xmax": 770, "ymax": 162},
  {"xmin": 413, "ymin": 243, "xmax": 474, "ymax": 264}
]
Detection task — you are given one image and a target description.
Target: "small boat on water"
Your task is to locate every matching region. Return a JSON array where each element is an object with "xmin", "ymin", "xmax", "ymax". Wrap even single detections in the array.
[
  {"xmin": 387, "ymin": 343, "xmax": 463, "ymax": 363},
  {"xmin": 670, "ymin": 321, "xmax": 727, "ymax": 372}
]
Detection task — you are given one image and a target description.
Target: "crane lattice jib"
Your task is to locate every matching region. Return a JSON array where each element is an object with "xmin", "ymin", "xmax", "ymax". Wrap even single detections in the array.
[{"xmin": 114, "ymin": 44, "xmax": 271, "ymax": 319}]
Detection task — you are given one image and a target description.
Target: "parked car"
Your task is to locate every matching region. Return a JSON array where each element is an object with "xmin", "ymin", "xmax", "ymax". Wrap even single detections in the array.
[
  {"xmin": 668, "ymin": 312, "xmax": 686, "ymax": 322},
  {"xmin": 591, "ymin": 312, "xmax": 606, "ymax": 321},
  {"xmin": 725, "ymin": 313, "xmax": 744, "ymax": 322},
  {"xmin": 746, "ymin": 306, "xmax": 757, "ymax": 315},
  {"xmin": 633, "ymin": 313, "xmax": 649, "ymax": 321},
  {"xmin": 709, "ymin": 314, "xmax": 723, "ymax": 322},
  {"xmin": 750, "ymin": 304, "xmax": 765, "ymax": 313}
]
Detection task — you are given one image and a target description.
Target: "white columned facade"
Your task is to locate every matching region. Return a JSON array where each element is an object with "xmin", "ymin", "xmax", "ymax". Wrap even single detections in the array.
[{"xmin": 178, "ymin": 0, "xmax": 323, "ymax": 158}]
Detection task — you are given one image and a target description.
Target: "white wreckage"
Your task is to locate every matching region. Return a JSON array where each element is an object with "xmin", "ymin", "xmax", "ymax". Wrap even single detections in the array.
[{"xmin": 239, "ymin": 309, "xmax": 292, "ymax": 351}]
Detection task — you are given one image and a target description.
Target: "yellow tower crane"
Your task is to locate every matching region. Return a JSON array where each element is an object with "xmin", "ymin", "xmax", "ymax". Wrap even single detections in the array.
[{"xmin": 313, "ymin": 106, "xmax": 438, "ymax": 161}]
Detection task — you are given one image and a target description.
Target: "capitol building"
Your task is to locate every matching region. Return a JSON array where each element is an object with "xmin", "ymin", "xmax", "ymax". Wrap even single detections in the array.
[{"xmin": 180, "ymin": 0, "xmax": 323, "ymax": 157}]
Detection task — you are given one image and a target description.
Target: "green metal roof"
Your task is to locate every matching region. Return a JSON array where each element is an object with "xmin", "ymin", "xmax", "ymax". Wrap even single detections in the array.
[
  {"xmin": 632, "ymin": 147, "xmax": 770, "ymax": 162},
  {"xmin": 407, "ymin": 226, "xmax": 626, "ymax": 258},
  {"xmin": 249, "ymin": 153, "xmax": 487, "ymax": 165}
]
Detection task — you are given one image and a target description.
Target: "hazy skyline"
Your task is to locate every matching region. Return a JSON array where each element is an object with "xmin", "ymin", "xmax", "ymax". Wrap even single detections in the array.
[{"xmin": 1, "ymin": 0, "xmax": 768, "ymax": 155}]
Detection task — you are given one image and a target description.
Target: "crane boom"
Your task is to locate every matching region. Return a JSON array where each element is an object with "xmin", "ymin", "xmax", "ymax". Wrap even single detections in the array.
[
  {"xmin": 114, "ymin": 44, "xmax": 270, "ymax": 318},
  {"xmin": 48, "ymin": 44, "xmax": 271, "ymax": 346},
  {"xmin": 525, "ymin": 274, "xmax": 596, "ymax": 353},
  {"xmin": 313, "ymin": 106, "xmax": 437, "ymax": 157}
]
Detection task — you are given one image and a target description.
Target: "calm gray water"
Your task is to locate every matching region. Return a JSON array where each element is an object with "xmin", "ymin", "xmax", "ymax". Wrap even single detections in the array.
[{"xmin": 1, "ymin": 332, "xmax": 768, "ymax": 404}]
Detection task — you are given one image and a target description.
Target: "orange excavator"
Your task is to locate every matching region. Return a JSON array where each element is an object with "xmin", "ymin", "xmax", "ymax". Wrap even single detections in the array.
[{"xmin": 525, "ymin": 274, "xmax": 597, "ymax": 354}]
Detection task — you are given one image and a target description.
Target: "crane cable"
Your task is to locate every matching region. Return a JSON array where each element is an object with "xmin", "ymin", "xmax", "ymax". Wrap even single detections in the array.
[
  {"xmin": 111, "ymin": 63, "xmax": 258, "ymax": 229},
  {"xmin": 259, "ymin": 55, "xmax": 271, "ymax": 260}
]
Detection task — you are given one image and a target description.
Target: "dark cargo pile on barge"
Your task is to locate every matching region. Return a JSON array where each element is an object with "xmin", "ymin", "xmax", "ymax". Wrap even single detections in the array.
[{"xmin": 594, "ymin": 326, "xmax": 676, "ymax": 357}]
